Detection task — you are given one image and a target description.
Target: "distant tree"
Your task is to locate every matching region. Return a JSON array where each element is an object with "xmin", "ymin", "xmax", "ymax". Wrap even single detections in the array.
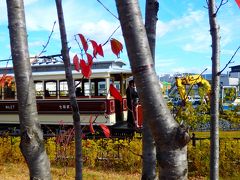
[
  {"xmin": 207, "ymin": 0, "xmax": 221, "ymax": 179},
  {"xmin": 6, "ymin": 0, "xmax": 51, "ymax": 179},
  {"xmin": 115, "ymin": 0, "xmax": 190, "ymax": 179},
  {"xmin": 55, "ymin": 0, "xmax": 83, "ymax": 179}
]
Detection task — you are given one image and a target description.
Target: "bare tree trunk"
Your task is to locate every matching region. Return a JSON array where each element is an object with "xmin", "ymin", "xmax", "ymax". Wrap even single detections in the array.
[
  {"xmin": 208, "ymin": 0, "xmax": 220, "ymax": 179},
  {"xmin": 142, "ymin": 0, "xmax": 159, "ymax": 179},
  {"xmin": 55, "ymin": 0, "xmax": 82, "ymax": 179},
  {"xmin": 115, "ymin": 0, "xmax": 190, "ymax": 179},
  {"xmin": 6, "ymin": 0, "xmax": 51, "ymax": 179}
]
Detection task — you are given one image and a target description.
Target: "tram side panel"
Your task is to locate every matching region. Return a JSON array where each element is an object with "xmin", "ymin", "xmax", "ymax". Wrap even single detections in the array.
[{"xmin": 0, "ymin": 98, "xmax": 127, "ymax": 131}]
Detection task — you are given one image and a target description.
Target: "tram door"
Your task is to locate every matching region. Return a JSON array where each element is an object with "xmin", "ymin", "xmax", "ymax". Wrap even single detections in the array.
[{"xmin": 112, "ymin": 81, "xmax": 124, "ymax": 122}]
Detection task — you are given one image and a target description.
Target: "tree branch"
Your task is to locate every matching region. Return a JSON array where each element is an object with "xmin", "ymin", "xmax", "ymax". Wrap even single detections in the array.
[
  {"xmin": 217, "ymin": 45, "xmax": 240, "ymax": 76},
  {"xmin": 215, "ymin": 0, "xmax": 228, "ymax": 16},
  {"xmin": 96, "ymin": 0, "xmax": 119, "ymax": 20},
  {"xmin": 74, "ymin": 35, "xmax": 84, "ymax": 59},
  {"xmin": 102, "ymin": 25, "xmax": 121, "ymax": 46},
  {"xmin": 37, "ymin": 21, "xmax": 57, "ymax": 57}
]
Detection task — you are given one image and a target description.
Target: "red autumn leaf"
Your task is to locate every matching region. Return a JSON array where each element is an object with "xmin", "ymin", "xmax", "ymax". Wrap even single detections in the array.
[
  {"xmin": 90, "ymin": 40, "xmax": 104, "ymax": 57},
  {"xmin": 80, "ymin": 59, "xmax": 92, "ymax": 78},
  {"xmin": 99, "ymin": 124, "xmax": 110, "ymax": 138},
  {"xmin": 73, "ymin": 54, "xmax": 80, "ymax": 72},
  {"xmin": 110, "ymin": 38, "xmax": 123, "ymax": 58},
  {"xmin": 86, "ymin": 53, "xmax": 93, "ymax": 67},
  {"xmin": 90, "ymin": 40, "xmax": 98, "ymax": 57},
  {"xmin": 89, "ymin": 115, "xmax": 95, "ymax": 134},
  {"xmin": 78, "ymin": 34, "xmax": 88, "ymax": 52},
  {"xmin": 109, "ymin": 84, "xmax": 122, "ymax": 101},
  {"xmin": 236, "ymin": 0, "xmax": 240, "ymax": 8},
  {"xmin": 97, "ymin": 44, "xmax": 104, "ymax": 57}
]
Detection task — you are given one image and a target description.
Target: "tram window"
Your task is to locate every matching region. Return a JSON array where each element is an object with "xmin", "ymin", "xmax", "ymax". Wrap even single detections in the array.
[
  {"xmin": 110, "ymin": 80, "xmax": 120, "ymax": 90},
  {"xmin": 45, "ymin": 81, "xmax": 57, "ymax": 97},
  {"xmin": 98, "ymin": 81, "xmax": 107, "ymax": 96},
  {"xmin": 84, "ymin": 82, "xmax": 95, "ymax": 96},
  {"xmin": 4, "ymin": 82, "xmax": 15, "ymax": 99},
  {"xmin": 75, "ymin": 80, "xmax": 84, "ymax": 97},
  {"xmin": 59, "ymin": 81, "xmax": 68, "ymax": 97},
  {"xmin": 34, "ymin": 81, "xmax": 44, "ymax": 98}
]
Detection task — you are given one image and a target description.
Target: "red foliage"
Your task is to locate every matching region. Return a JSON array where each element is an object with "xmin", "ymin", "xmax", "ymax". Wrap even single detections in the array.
[
  {"xmin": 86, "ymin": 53, "xmax": 93, "ymax": 67},
  {"xmin": 236, "ymin": 0, "xmax": 240, "ymax": 8},
  {"xmin": 109, "ymin": 84, "xmax": 122, "ymax": 101},
  {"xmin": 89, "ymin": 115, "xmax": 95, "ymax": 134},
  {"xmin": 80, "ymin": 59, "xmax": 92, "ymax": 78},
  {"xmin": 110, "ymin": 38, "xmax": 123, "ymax": 58},
  {"xmin": 73, "ymin": 34, "xmax": 123, "ymax": 80},
  {"xmin": 90, "ymin": 40, "xmax": 104, "ymax": 57},
  {"xmin": 78, "ymin": 34, "xmax": 88, "ymax": 52},
  {"xmin": 99, "ymin": 124, "xmax": 110, "ymax": 138},
  {"xmin": 73, "ymin": 54, "xmax": 80, "ymax": 72}
]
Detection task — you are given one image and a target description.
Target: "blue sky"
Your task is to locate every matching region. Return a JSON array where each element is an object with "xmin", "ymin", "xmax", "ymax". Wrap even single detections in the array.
[{"xmin": 0, "ymin": 0, "xmax": 240, "ymax": 75}]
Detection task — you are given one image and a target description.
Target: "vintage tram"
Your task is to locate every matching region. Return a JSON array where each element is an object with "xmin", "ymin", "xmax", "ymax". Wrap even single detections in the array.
[{"xmin": 0, "ymin": 58, "xmax": 142, "ymax": 137}]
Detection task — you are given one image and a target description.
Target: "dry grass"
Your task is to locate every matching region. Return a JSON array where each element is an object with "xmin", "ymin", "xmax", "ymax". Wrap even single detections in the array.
[
  {"xmin": 0, "ymin": 163, "xmax": 140, "ymax": 180},
  {"xmin": 192, "ymin": 131, "xmax": 240, "ymax": 139}
]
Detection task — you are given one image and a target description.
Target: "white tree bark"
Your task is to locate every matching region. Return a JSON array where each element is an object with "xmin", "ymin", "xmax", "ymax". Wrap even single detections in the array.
[
  {"xmin": 115, "ymin": 0, "xmax": 190, "ymax": 179},
  {"xmin": 6, "ymin": 0, "xmax": 51, "ymax": 179}
]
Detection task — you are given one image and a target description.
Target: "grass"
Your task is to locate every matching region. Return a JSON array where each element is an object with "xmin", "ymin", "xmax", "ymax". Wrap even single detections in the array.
[
  {"xmin": 0, "ymin": 163, "xmax": 140, "ymax": 180},
  {"xmin": 191, "ymin": 130, "xmax": 240, "ymax": 139}
]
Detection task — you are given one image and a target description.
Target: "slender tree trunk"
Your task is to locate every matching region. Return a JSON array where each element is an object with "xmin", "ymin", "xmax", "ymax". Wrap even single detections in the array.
[
  {"xmin": 142, "ymin": 0, "xmax": 159, "ymax": 179},
  {"xmin": 115, "ymin": 0, "xmax": 190, "ymax": 179},
  {"xmin": 208, "ymin": 0, "xmax": 220, "ymax": 179},
  {"xmin": 6, "ymin": 0, "xmax": 51, "ymax": 179},
  {"xmin": 55, "ymin": 1, "xmax": 82, "ymax": 179}
]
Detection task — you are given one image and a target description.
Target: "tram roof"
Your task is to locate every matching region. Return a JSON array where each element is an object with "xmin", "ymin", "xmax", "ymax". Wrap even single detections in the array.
[{"xmin": 0, "ymin": 59, "xmax": 132, "ymax": 77}]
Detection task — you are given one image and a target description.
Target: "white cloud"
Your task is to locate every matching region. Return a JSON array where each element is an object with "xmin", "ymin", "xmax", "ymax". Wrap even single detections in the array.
[
  {"xmin": 155, "ymin": 58, "xmax": 176, "ymax": 68},
  {"xmin": 171, "ymin": 66, "xmax": 212, "ymax": 74},
  {"xmin": 156, "ymin": 9, "xmax": 206, "ymax": 38},
  {"xmin": 25, "ymin": 0, "xmax": 39, "ymax": 6}
]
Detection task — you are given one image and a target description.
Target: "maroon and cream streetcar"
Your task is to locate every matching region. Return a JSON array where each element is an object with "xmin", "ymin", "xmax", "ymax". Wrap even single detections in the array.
[{"xmin": 0, "ymin": 57, "xmax": 142, "ymax": 137}]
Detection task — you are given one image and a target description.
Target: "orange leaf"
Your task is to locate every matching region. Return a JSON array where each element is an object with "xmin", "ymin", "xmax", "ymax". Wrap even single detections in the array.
[
  {"xmin": 110, "ymin": 38, "xmax": 123, "ymax": 58},
  {"xmin": 73, "ymin": 54, "xmax": 80, "ymax": 72},
  {"xmin": 78, "ymin": 34, "xmax": 88, "ymax": 52}
]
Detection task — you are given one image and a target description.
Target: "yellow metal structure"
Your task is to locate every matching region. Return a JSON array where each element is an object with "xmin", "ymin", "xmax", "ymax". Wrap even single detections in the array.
[{"xmin": 175, "ymin": 75, "xmax": 211, "ymax": 103}]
